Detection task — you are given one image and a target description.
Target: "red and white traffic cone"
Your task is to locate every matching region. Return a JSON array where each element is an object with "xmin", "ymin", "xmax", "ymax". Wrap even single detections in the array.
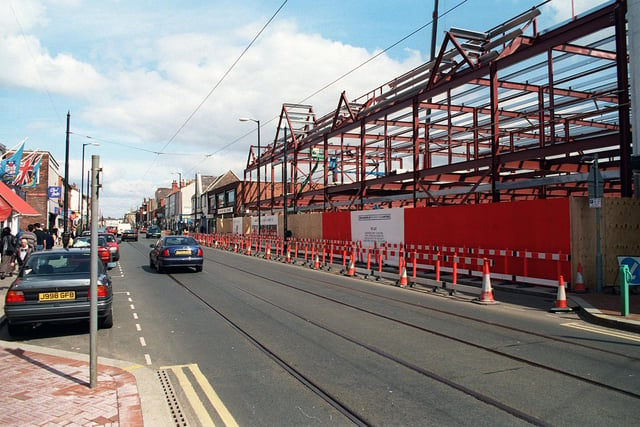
[
  {"xmin": 550, "ymin": 275, "xmax": 573, "ymax": 312},
  {"xmin": 265, "ymin": 245, "xmax": 271, "ymax": 260},
  {"xmin": 346, "ymin": 254, "xmax": 355, "ymax": 277},
  {"xmin": 474, "ymin": 258, "xmax": 497, "ymax": 305},
  {"xmin": 573, "ymin": 263, "xmax": 586, "ymax": 293},
  {"xmin": 314, "ymin": 253, "xmax": 320, "ymax": 269},
  {"xmin": 398, "ymin": 259, "xmax": 408, "ymax": 287}
]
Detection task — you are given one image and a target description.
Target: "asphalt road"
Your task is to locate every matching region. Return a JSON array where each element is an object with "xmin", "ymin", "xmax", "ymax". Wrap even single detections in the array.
[{"xmin": 5, "ymin": 239, "xmax": 640, "ymax": 426}]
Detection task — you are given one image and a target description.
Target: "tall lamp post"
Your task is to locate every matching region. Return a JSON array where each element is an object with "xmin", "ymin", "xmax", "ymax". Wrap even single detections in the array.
[
  {"xmin": 239, "ymin": 117, "xmax": 261, "ymax": 235},
  {"xmin": 80, "ymin": 142, "xmax": 99, "ymax": 232},
  {"xmin": 172, "ymin": 171, "xmax": 182, "ymax": 232}
]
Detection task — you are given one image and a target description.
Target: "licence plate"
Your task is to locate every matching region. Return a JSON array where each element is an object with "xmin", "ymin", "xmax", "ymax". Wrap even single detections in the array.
[
  {"xmin": 39, "ymin": 291, "xmax": 76, "ymax": 301},
  {"xmin": 175, "ymin": 249, "xmax": 191, "ymax": 255}
]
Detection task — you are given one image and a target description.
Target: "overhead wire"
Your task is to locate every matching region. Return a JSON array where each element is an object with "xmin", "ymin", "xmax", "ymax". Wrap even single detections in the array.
[
  {"xmin": 142, "ymin": 0, "xmax": 289, "ymax": 179},
  {"xmin": 201, "ymin": 0, "xmax": 472, "ymax": 164}
]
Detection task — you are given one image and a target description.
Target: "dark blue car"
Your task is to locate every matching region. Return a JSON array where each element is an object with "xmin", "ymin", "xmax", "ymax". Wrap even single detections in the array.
[{"xmin": 149, "ymin": 236, "xmax": 203, "ymax": 273}]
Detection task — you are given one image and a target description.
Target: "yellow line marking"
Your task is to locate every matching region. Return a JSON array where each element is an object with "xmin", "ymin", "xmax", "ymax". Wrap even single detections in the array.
[
  {"xmin": 172, "ymin": 365, "xmax": 216, "ymax": 426},
  {"xmin": 189, "ymin": 363, "xmax": 239, "ymax": 427},
  {"xmin": 160, "ymin": 364, "xmax": 239, "ymax": 427},
  {"xmin": 562, "ymin": 322, "xmax": 640, "ymax": 342},
  {"xmin": 122, "ymin": 364, "xmax": 144, "ymax": 371}
]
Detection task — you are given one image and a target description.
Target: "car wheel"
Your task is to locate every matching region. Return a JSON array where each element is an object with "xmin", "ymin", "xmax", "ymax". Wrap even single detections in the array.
[
  {"xmin": 100, "ymin": 308, "xmax": 114, "ymax": 329},
  {"xmin": 195, "ymin": 266, "xmax": 202, "ymax": 272}
]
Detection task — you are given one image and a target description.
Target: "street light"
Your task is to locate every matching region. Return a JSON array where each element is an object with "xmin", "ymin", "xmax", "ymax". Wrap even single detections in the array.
[
  {"xmin": 80, "ymin": 142, "xmax": 99, "ymax": 232},
  {"xmin": 172, "ymin": 171, "xmax": 182, "ymax": 233},
  {"xmin": 239, "ymin": 117, "xmax": 261, "ymax": 235}
]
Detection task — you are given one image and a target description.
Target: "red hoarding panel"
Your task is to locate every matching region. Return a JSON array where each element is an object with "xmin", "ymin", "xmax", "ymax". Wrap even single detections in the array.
[
  {"xmin": 322, "ymin": 211, "xmax": 351, "ymax": 242},
  {"xmin": 404, "ymin": 198, "xmax": 570, "ymax": 281}
]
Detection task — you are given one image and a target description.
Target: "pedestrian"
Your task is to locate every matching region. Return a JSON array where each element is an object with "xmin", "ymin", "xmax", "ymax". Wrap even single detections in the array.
[
  {"xmin": 33, "ymin": 223, "xmax": 45, "ymax": 251},
  {"xmin": 0, "ymin": 227, "xmax": 16, "ymax": 279},
  {"xmin": 44, "ymin": 228, "xmax": 55, "ymax": 250},
  {"xmin": 51, "ymin": 227, "xmax": 59, "ymax": 246},
  {"xmin": 19, "ymin": 224, "xmax": 37, "ymax": 251},
  {"xmin": 11, "ymin": 237, "xmax": 33, "ymax": 271}
]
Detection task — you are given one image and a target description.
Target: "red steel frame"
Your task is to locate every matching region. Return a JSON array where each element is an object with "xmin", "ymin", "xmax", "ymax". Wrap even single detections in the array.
[{"xmin": 243, "ymin": 0, "xmax": 631, "ymax": 215}]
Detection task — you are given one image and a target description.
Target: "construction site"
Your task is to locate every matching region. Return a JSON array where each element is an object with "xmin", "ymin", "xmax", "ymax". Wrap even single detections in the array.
[{"xmin": 235, "ymin": 0, "xmax": 639, "ymax": 291}]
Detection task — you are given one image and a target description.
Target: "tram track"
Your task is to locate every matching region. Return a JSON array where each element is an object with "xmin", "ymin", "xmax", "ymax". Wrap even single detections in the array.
[
  {"xmin": 200, "ymin": 254, "xmax": 640, "ymax": 398},
  {"xmin": 129, "ymin": 242, "xmax": 640, "ymax": 424}
]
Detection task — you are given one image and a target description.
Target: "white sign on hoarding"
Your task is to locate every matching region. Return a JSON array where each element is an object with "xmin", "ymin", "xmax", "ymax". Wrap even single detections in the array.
[
  {"xmin": 351, "ymin": 208, "xmax": 404, "ymax": 247},
  {"xmin": 233, "ymin": 217, "xmax": 243, "ymax": 234}
]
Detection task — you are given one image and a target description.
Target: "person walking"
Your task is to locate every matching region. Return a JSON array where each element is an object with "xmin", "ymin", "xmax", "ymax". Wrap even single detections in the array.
[
  {"xmin": 44, "ymin": 228, "xmax": 55, "ymax": 250},
  {"xmin": 0, "ymin": 227, "xmax": 16, "ymax": 279},
  {"xmin": 18, "ymin": 224, "xmax": 37, "ymax": 251},
  {"xmin": 11, "ymin": 237, "xmax": 33, "ymax": 272},
  {"xmin": 33, "ymin": 223, "xmax": 45, "ymax": 251}
]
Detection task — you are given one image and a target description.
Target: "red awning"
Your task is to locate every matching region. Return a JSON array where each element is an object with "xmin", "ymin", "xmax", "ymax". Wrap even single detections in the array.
[{"xmin": 0, "ymin": 181, "xmax": 39, "ymax": 221}]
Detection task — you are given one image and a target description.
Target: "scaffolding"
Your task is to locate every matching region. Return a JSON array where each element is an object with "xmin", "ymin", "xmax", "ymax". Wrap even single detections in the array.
[{"xmin": 243, "ymin": 0, "xmax": 631, "ymax": 215}]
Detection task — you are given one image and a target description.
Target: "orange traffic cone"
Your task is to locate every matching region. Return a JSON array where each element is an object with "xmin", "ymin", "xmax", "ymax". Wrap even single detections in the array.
[
  {"xmin": 246, "ymin": 240, "xmax": 252, "ymax": 256},
  {"xmin": 398, "ymin": 260, "xmax": 408, "ymax": 287},
  {"xmin": 550, "ymin": 275, "xmax": 573, "ymax": 312},
  {"xmin": 474, "ymin": 258, "xmax": 497, "ymax": 305},
  {"xmin": 314, "ymin": 253, "xmax": 320, "ymax": 269},
  {"xmin": 346, "ymin": 254, "xmax": 355, "ymax": 277},
  {"xmin": 573, "ymin": 263, "xmax": 586, "ymax": 293},
  {"xmin": 266, "ymin": 245, "xmax": 271, "ymax": 260},
  {"xmin": 286, "ymin": 245, "xmax": 291, "ymax": 263}
]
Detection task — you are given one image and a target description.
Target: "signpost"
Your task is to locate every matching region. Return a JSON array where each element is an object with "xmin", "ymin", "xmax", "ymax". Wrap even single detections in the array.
[{"xmin": 587, "ymin": 155, "xmax": 603, "ymax": 292}]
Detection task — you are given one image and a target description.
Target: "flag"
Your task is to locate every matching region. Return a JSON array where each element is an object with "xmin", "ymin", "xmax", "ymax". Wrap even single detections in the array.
[
  {"xmin": 13, "ymin": 152, "xmax": 42, "ymax": 188},
  {"xmin": 0, "ymin": 141, "xmax": 25, "ymax": 183}
]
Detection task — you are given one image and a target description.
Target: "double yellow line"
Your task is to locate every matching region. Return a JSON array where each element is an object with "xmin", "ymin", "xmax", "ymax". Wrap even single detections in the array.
[
  {"xmin": 563, "ymin": 322, "xmax": 640, "ymax": 342},
  {"xmin": 161, "ymin": 363, "xmax": 239, "ymax": 427}
]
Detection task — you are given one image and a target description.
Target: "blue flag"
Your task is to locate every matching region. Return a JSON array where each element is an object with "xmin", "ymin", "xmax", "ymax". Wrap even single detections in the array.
[{"xmin": 0, "ymin": 141, "xmax": 25, "ymax": 183}]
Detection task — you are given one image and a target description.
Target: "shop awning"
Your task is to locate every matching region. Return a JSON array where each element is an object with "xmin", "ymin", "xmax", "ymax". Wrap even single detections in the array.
[{"xmin": 0, "ymin": 181, "xmax": 39, "ymax": 221}]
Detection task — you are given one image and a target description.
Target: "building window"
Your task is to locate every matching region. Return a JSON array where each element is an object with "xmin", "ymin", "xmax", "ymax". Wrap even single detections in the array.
[{"xmin": 227, "ymin": 190, "xmax": 235, "ymax": 205}]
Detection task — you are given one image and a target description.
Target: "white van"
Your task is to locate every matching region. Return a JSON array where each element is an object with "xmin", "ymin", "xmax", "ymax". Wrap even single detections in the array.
[{"xmin": 117, "ymin": 223, "xmax": 132, "ymax": 236}]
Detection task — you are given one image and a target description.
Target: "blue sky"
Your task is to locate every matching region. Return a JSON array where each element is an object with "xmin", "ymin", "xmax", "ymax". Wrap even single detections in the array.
[{"xmin": 0, "ymin": 0, "xmax": 605, "ymax": 218}]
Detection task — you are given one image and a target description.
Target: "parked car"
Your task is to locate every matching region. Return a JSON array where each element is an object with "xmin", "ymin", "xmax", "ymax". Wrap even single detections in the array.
[
  {"xmin": 149, "ymin": 235, "xmax": 203, "ymax": 273},
  {"xmin": 146, "ymin": 226, "xmax": 162, "ymax": 239},
  {"xmin": 3, "ymin": 248, "xmax": 113, "ymax": 336},
  {"xmin": 99, "ymin": 232, "xmax": 120, "ymax": 262},
  {"xmin": 72, "ymin": 235, "xmax": 114, "ymax": 268},
  {"xmin": 121, "ymin": 228, "xmax": 138, "ymax": 241},
  {"xmin": 105, "ymin": 225, "xmax": 118, "ymax": 235}
]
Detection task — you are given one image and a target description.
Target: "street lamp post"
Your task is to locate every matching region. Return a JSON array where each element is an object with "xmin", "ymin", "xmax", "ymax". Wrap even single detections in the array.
[
  {"xmin": 239, "ymin": 117, "xmax": 261, "ymax": 235},
  {"xmin": 283, "ymin": 126, "xmax": 288, "ymax": 239},
  {"xmin": 80, "ymin": 142, "xmax": 99, "ymax": 232},
  {"xmin": 172, "ymin": 171, "xmax": 182, "ymax": 233}
]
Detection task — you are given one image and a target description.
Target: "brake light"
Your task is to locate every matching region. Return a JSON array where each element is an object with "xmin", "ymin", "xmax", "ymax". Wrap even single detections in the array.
[
  {"xmin": 6, "ymin": 290, "xmax": 25, "ymax": 303},
  {"xmin": 88, "ymin": 285, "xmax": 109, "ymax": 298},
  {"xmin": 162, "ymin": 249, "xmax": 170, "ymax": 257},
  {"xmin": 197, "ymin": 247, "xmax": 203, "ymax": 256}
]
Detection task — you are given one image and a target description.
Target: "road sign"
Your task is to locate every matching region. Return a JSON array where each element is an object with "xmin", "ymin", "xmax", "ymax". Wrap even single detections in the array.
[
  {"xmin": 48, "ymin": 186, "xmax": 61, "ymax": 198},
  {"xmin": 587, "ymin": 166, "xmax": 603, "ymax": 199},
  {"xmin": 617, "ymin": 256, "xmax": 640, "ymax": 286}
]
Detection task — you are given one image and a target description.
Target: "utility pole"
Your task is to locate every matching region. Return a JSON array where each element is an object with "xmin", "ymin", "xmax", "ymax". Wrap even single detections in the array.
[
  {"xmin": 89, "ymin": 154, "xmax": 101, "ymax": 388},
  {"xmin": 63, "ymin": 112, "xmax": 70, "ymax": 247}
]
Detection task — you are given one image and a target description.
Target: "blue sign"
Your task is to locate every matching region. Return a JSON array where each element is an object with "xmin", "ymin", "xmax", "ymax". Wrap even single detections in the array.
[
  {"xmin": 618, "ymin": 256, "xmax": 640, "ymax": 286},
  {"xmin": 48, "ymin": 186, "xmax": 62, "ymax": 198}
]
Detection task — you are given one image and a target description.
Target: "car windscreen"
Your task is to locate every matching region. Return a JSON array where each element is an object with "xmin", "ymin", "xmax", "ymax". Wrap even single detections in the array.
[{"xmin": 23, "ymin": 253, "xmax": 94, "ymax": 276}]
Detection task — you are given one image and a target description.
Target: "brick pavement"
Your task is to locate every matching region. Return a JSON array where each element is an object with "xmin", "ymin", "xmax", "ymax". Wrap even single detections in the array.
[{"xmin": 0, "ymin": 345, "xmax": 143, "ymax": 426}]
